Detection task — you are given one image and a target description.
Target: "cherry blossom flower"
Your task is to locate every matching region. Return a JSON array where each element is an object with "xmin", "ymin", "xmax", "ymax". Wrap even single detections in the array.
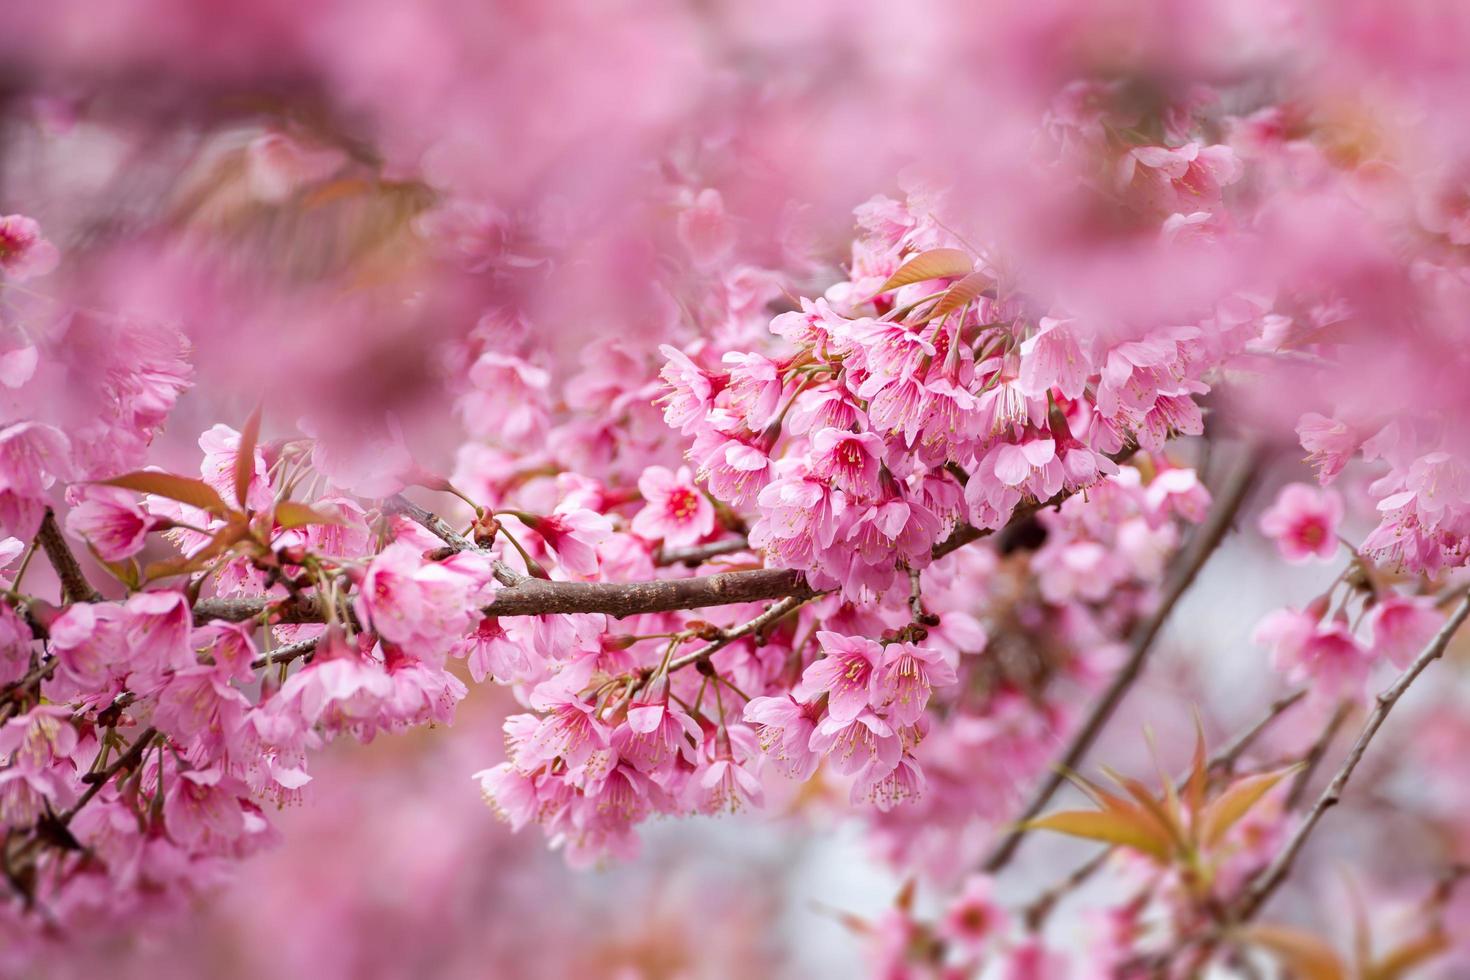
[
  {"xmin": 871, "ymin": 642, "xmax": 958, "ymax": 726},
  {"xmin": 937, "ymin": 875, "xmax": 1009, "ymax": 953},
  {"xmin": 66, "ymin": 485, "xmax": 162, "ymax": 561},
  {"xmin": 1258, "ymin": 483, "xmax": 1344, "ymax": 563},
  {"xmin": 630, "ymin": 465, "xmax": 715, "ymax": 548},
  {"xmin": 794, "ymin": 631, "xmax": 883, "ymax": 723},
  {"xmin": 0, "ymin": 214, "xmax": 59, "ymax": 281}
]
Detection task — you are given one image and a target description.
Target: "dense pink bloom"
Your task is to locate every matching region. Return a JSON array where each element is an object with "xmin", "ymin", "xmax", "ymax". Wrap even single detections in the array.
[
  {"xmin": 164, "ymin": 768, "xmax": 250, "ymax": 851},
  {"xmin": 743, "ymin": 694, "xmax": 821, "ymax": 780},
  {"xmin": 631, "ymin": 465, "xmax": 714, "ymax": 547},
  {"xmin": 0, "ymin": 214, "xmax": 59, "ymax": 281},
  {"xmin": 0, "ymin": 706, "xmax": 77, "ymax": 826},
  {"xmin": 657, "ymin": 346, "xmax": 726, "ymax": 435},
  {"xmin": 1258, "ymin": 483, "xmax": 1343, "ymax": 563}
]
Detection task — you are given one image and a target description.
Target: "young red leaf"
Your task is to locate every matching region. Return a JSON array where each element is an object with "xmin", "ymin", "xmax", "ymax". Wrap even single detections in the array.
[
  {"xmin": 1240, "ymin": 924, "xmax": 1348, "ymax": 980},
  {"xmin": 872, "ymin": 248, "xmax": 973, "ymax": 297},
  {"xmin": 1023, "ymin": 809, "xmax": 1172, "ymax": 862},
  {"xmin": 99, "ymin": 471, "xmax": 231, "ymax": 517},
  {"xmin": 274, "ymin": 500, "xmax": 346, "ymax": 530},
  {"xmin": 234, "ymin": 404, "xmax": 263, "ymax": 509},
  {"xmin": 919, "ymin": 270, "xmax": 995, "ymax": 323},
  {"xmin": 1198, "ymin": 764, "xmax": 1301, "ymax": 848}
]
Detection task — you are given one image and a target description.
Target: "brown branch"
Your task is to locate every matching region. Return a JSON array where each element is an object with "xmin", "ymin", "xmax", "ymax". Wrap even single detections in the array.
[
  {"xmin": 36, "ymin": 509, "xmax": 102, "ymax": 604},
  {"xmin": 1233, "ymin": 589, "xmax": 1470, "ymax": 922},
  {"xmin": 981, "ymin": 443, "xmax": 1262, "ymax": 873}
]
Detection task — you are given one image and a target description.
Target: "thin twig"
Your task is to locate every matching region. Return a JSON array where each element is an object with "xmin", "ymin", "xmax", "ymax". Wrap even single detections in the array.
[
  {"xmin": 656, "ymin": 538, "xmax": 751, "ymax": 566},
  {"xmin": 60, "ymin": 727, "xmax": 159, "ymax": 825},
  {"xmin": 982, "ymin": 443, "xmax": 1262, "ymax": 873},
  {"xmin": 1234, "ymin": 589, "xmax": 1470, "ymax": 921},
  {"xmin": 1209, "ymin": 690, "xmax": 1308, "ymax": 776},
  {"xmin": 249, "ymin": 636, "xmax": 321, "ymax": 671},
  {"xmin": 1282, "ymin": 700, "xmax": 1351, "ymax": 810},
  {"xmin": 384, "ymin": 496, "xmax": 525, "ymax": 586},
  {"xmin": 666, "ymin": 594, "xmax": 816, "ymax": 673}
]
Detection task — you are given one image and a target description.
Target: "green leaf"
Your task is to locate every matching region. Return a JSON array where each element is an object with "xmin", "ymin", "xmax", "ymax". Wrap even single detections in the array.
[
  {"xmin": 1023, "ymin": 808, "xmax": 1172, "ymax": 862},
  {"xmin": 872, "ymin": 248, "xmax": 973, "ymax": 297},
  {"xmin": 234, "ymin": 405, "xmax": 262, "ymax": 509},
  {"xmin": 274, "ymin": 500, "xmax": 346, "ymax": 530},
  {"xmin": 100, "ymin": 472, "xmax": 231, "ymax": 517},
  {"xmin": 1199, "ymin": 764, "xmax": 1302, "ymax": 848}
]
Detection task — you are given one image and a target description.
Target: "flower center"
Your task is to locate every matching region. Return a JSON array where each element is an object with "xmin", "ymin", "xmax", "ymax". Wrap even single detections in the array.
[{"xmin": 667, "ymin": 487, "xmax": 699, "ymax": 520}]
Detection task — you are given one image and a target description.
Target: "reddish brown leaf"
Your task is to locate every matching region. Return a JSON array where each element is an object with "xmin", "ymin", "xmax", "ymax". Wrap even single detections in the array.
[
  {"xmin": 273, "ymin": 500, "xmax": 347, "ymax": 530},
  {"xmin": 872, "ymin": 248, "xmax": 973, "ymax": 296},
  {"xmin": 921, "ymin": 270, "xmax": 996, "ymax": 322},
  {"xmin": 1198, "ymin": 764, "xmax": 1301, "ymax": 848},
  {"xmin": 234, "ymin": 405, "xmax": 263, "ymax": 509},
  {"xmin": 1023, "ymin": 808, "xmax": 1172, "ymax": 862},
  {"xmin": 1241, "ymin": 924, "xmax": 1348, "ymax": 980},
  {"xmin": 100, "ymin": 471, "xmax": 231, "ymax": 517}
]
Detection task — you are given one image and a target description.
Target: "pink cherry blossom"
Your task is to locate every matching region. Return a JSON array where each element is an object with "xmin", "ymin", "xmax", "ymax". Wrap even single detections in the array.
[
  {"xmin": 1366, "ymin": 594, "xmax": 1443, "ymax": 669},
  {"xmin": 794, "ymin": 631, "xmax": 882, "ymax": 723},
  {"xmin": 631, "ymin": 465, "xmax": 715, "ymax": 548},
  {"xmin": 66, "ymin": 485, "xmax": 162, "ymax": 561},
  {"xmin": 870, "ymin": 642, "xmax": 958, "ymax": 726},
  {"xmin": 1258, "ymin": 483, "xmax": 1344, "ymax": 563},
  {"xmin": 0, "ymin": 214, "xmax": 59, "ymax": 281}
]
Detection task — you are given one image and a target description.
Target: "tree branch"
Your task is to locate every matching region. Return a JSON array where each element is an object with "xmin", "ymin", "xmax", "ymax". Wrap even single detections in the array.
[
  {"xmin": 1233, "ymin": 589, "xmax": 1470, "ymax": 922},
  {"xmin": 36, "ymin": 509, "xmax": 102, "ymax": 604},
  {"xmin": 981, "ymin": 443, "xmax": 1262, "ymax": 873}
]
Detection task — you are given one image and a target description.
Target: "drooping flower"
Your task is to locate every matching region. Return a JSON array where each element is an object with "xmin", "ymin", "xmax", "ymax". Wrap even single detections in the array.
[
  {"xmin": 870, "ymin": 642, "xmax": 958, "ymax": 726},
  {"xmin": 810, "ymin": 428, "xmax": 885, "ymax": 498},
  {"xmin": 743, "ymin": 694, "xmax": 821, "ymax": 780},
  {"xmin": 793, "ymin": 631, "xmax": 883, "ymax": 723}
]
